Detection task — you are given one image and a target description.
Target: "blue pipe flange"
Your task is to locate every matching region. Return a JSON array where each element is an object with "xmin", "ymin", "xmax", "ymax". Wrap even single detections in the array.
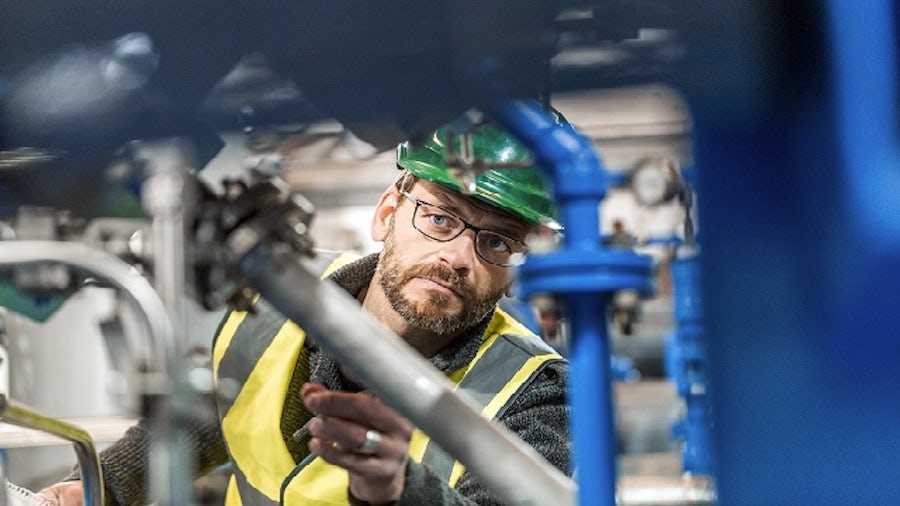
[{"xmin": 517, "ymin": 248, "xmax": 653, "ymax": 300}]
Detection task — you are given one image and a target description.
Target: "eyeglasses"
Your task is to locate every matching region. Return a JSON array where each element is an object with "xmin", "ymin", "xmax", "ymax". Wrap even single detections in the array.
[{"xmin": 400, "ymin": 191, "xmax": 528, "ymax": 267}]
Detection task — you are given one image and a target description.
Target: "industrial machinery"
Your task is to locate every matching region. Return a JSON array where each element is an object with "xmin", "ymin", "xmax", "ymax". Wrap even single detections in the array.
[{"xmin": 1, "ymin": 1, "xmax": 899, "ymax": 505}]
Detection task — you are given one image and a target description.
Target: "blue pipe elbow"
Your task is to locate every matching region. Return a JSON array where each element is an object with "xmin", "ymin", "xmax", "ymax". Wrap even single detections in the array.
[{"xmin": 488, "ymin": 100, "xmax": 653, "ymax": 506}]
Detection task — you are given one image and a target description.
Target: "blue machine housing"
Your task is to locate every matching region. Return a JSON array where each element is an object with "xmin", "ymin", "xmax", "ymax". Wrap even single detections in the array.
[{"xmin": 682, "ymin": 1, "xmax": 900, "ymax": 503}]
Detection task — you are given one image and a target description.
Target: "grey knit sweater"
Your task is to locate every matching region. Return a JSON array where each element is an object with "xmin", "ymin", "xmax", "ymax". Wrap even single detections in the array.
[{"xmin": 81, "ymin": 253, "xmax": 571, "ymax": 505}]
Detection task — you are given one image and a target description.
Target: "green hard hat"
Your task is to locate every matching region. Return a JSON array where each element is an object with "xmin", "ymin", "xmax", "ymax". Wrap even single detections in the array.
[{"xmin": 396, "ymin": 117, "xmax": 559, "ymax": 228}]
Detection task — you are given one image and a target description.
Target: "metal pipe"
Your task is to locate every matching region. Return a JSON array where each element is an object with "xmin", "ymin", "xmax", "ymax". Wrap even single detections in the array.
[
  {"xmin": 567, "ymin": 293, "xmax": 617, "ymax": 502},
  {"xmin": 0, "ymin": 395, "xmax": 104, "ymax": 506},
  {"xmin": 138, "ymin": 139, "xmax": 193, "ymax": 358},
  {"xmin": 137, "ymin": 139, "xmax": 196, "ymax": 506},
  {"xmin": 238, "ymin": 243, "xmax": 576, "ymax": 506},
  {"xmin": 668, "ymin": 252, "xmax": 713, "ymax": 476}
]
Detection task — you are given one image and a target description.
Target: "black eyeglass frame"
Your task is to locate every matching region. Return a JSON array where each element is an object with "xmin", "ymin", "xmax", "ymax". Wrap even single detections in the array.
[{"xmin": 399, "ymin": 191, "xmax": 528, "ymax": 267}]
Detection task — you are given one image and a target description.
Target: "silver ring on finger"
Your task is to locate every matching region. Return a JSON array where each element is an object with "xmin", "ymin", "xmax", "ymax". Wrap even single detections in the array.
[{"xmin": 354, "ymin": 429, "xmax": 381, "ymax": 455}]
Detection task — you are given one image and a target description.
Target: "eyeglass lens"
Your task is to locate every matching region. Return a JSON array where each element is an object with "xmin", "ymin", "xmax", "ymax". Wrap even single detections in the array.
[{"xmin": 412, "ymin": 200, "xmax": 526, "ymax": 266}]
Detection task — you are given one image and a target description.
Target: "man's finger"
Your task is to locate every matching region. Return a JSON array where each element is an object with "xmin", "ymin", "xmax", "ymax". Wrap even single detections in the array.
[
  {"xmin": 308, "ymin": 436, "xmax": 405, "ymax": 478},
  {"xmin": 302, "ymin": 385, "xmax": 413, "ymax": 436},
  {"xmin": 308, "ymin": 416, "xmax": 408, "ymax": 458}
]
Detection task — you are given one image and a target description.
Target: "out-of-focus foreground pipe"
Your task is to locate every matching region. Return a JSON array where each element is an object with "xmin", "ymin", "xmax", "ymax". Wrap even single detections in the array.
[
  {"xmin": 237, "ymin": 243, "xmax": 576, "ymax": 506},
  {"xmin": 137, "ymin": 139, "xmax": 196, "ymax": 506},
  {"xmin": 827, "ymin": 0, "xmax": 900, "ymax": 246},
  {"xmin": 0, "ymin": 395, "xmax": 104, "ymax": 506}
]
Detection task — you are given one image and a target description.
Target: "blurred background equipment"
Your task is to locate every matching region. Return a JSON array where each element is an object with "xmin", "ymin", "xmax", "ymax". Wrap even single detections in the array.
[{"xmin": 1, "ymin": 1, "xmax": 898, "ymax": 505}]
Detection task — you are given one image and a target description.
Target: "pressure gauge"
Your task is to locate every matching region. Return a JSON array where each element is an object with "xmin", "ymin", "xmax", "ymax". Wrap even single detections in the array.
[{"xmin": 630, "ymin": 157, "xmax": 682, "ymax": 206}]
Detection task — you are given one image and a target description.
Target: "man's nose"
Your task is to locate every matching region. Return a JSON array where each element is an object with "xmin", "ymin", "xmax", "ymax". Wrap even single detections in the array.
[{"xmin": 438, "ymin": 229, "xmax": 477, "ymax": 271}]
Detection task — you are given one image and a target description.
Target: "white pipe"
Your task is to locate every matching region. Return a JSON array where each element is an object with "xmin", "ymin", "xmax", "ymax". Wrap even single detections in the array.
[{"xmin": 138, "ymin": 139, "xmax": 193, "ymax": 358}]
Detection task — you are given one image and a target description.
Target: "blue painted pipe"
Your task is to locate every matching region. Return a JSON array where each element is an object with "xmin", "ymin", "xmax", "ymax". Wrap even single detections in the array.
[
  {"xmin": 488, "ymin": 101, "xmax": 652, "ymax": 506},
  {"xmin": 827, "ymin": 0, "xmax": 900, "ymax": 247},
  {"xmin": 668, "ymin": 253, "xmax": 713, "ymax": 476}
]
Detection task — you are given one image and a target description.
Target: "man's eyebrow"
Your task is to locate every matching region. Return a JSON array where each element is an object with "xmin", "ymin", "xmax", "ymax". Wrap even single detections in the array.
[
  {"xmin": 420, "ymin": 192, "xmax": 469, "ymax": 219},
  {"xmin": 494, "ymin": 222, "xmax": 530, "ymax": 241},
  {"xmin": 471, "ymin": 209, "xmax": 529, "ymax": 239},
  {"xmin": 430, "ymin": 199, "xmax": 465, "ymax": 217},
  {"xmin": 428, "ymin": 188, "xmax": 528, "ymax": 238}
]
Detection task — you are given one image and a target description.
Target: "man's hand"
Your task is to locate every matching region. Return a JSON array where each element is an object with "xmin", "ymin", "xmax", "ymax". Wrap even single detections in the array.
[
  {"xmin": 37, "ymin": 481, "xmax": 84, "ymax": 506},
  {"xmin": 301, "ymin": 382, "xmax": 414, "ymax": 505}
]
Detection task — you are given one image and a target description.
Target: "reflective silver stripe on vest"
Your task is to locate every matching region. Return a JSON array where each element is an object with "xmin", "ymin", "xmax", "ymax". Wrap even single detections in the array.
[
  {"xmin": 215, "ymin": 252, "xmax": 345, "ymax": 505},
  {"xmin": 419, "ymin": 333, "xmax": 560, "ymax": 483},
  {"xmin": 232, "ymin": 466, "xmax": 280, "ymax": 506},
  {"xmin": 216, "ymin": 304, "xmax": 289, "ymax": 506}
]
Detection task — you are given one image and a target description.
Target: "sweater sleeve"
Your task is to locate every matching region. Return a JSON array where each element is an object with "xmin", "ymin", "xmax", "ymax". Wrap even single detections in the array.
[
  {"xmin": 394, "ymin": 360, "xmax": 571, "ymax": 506},
  {"xmin": 67, "ymin": 407, "xmax": 228, "ymax": 506}
]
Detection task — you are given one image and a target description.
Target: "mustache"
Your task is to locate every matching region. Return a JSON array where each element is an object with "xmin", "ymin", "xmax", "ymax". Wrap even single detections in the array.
[{"xmin": 403, "ymin": 263, "xmax": 474, "ymax": 299}]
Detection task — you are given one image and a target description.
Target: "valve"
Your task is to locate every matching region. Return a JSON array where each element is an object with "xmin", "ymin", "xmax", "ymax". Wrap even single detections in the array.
[{"xmin": 192, "ymin": 175, "xmax": 316, "ymax": 312}]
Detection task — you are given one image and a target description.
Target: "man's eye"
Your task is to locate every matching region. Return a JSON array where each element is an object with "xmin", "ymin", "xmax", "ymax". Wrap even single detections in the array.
[
  {"xmin": 423, "ymin": 212, "xmax": 454, "ymax": 228},
  {"xmin": 429, "ymin": 214, "xmax": 448, "ymax": 226},
  {"xmin": 484, "ymin": 234, "xmax": 511, "ymax": 253}
]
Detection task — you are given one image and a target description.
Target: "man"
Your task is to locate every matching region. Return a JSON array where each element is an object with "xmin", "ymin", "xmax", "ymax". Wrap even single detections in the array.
[{"xmin": 40, "ymin": 114, "xmax": 571, "ymax": 505}]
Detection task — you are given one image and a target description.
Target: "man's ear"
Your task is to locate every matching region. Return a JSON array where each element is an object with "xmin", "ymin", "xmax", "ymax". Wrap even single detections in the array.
[{"xmin": 371, "ymin": 187, "xmax": 400, "ymax": 242}]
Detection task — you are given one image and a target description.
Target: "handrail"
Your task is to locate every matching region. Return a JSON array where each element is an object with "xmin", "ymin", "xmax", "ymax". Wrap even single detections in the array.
[{"xmin": 0, "ymin": 395, "xmax": 103, "ymax": 506}]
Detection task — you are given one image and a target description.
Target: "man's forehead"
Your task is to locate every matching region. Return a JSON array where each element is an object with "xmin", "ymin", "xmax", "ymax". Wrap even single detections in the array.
[{"xmin": 415, "ymin": 180, "xmax": 529, "ymax": 233}]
